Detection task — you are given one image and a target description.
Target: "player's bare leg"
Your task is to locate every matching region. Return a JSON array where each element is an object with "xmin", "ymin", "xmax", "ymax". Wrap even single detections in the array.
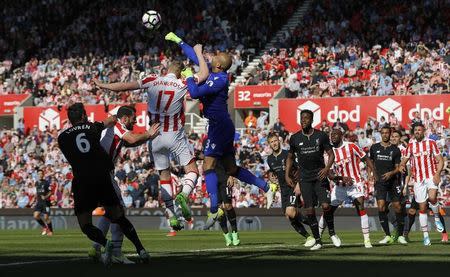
[{"xmin": 160, "ymin": 169, "xmax": 183, "ymax": 231}]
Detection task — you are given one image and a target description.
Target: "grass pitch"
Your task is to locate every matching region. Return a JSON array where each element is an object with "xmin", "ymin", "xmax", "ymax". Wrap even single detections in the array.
[{"xmin": 0, "ymin": 230, "xmax": 449, "ymax": 276}]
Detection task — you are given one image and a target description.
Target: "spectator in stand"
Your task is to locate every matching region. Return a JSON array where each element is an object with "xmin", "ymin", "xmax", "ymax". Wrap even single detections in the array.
[
  {"xmin": 244, "ymin": 110, "xmax": 257, "ymax": 129},
  {"xmin": 273, "ymin": 118, "xmax": 284, "ymax": 133},
  {"xmin": 257, "ymin": 111, "xmax": 269, "ymax": 130},
  {"xmin": 122, "ymin": 190, "xmax": 133, "ymax": 208}
]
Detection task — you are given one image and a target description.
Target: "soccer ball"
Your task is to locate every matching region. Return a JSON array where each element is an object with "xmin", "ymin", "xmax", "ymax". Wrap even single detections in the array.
[{"xmin": 142, "ymin": 10, "xmax": 162, "ymax": 30}]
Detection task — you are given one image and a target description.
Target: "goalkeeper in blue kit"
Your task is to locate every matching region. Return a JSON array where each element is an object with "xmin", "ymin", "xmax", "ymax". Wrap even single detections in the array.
[{"xmin": 166, "ymin": 32, "xmax": 271, "ymax": 230}]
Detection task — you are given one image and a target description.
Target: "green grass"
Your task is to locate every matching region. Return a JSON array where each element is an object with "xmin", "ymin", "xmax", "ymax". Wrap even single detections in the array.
[{"xmin": 0, "ymin": 230, "xmax": 449, "ymax": 276}]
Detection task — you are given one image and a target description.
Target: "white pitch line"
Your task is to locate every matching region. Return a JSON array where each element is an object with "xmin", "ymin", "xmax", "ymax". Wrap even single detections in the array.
[{"xmin": 0, "ymin": 242, "xmax": 365, "ymax": 267}]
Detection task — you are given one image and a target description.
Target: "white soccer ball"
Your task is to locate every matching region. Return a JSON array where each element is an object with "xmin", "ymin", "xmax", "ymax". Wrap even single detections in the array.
[{"xmin": 142, "ymin": 10, "xmax": 162, "ymax": 30}]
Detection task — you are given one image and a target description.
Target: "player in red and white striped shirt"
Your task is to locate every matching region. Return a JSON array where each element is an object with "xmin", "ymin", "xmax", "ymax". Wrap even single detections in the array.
[
  {"xmin": 92, "ymin": 106, "xmax": 160, "ymax": 264},
  {"xmin": 399, "ymin": 123, "xmax": 444, "ymax": 246},
  {"xmin": 319, "ymin": 128, "xmax": 375, "ymax": 248},
  {"xmin": 392, "ymin": 130, "xmax": 448, "ymax": 243},
  {"xmin": 93, "ymin": 62, "xmax": 199, "ymax": 232}
]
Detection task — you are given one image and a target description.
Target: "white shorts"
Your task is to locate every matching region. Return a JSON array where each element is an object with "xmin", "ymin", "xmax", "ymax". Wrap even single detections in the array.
[
  {"xmin": 150, "ymin": 129, "xmax": 194, "ymax": 170},
  {"xmin": 331, "ymin": 182, "xmax": 365, "ymax": 206},
  {"xmin": 414, "ymin": 178, "xmax": 439, "ymax": 203}
]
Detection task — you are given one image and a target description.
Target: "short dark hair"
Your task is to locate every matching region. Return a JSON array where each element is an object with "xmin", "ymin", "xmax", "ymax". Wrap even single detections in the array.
[
  {"xmin": 380, "ymin": 124, "xmax": 392, "ymax": 133},
  {"xmin": 117, "ymin": 106, "xmax": 136, "ymax": 119},
  {"xmin": 267, "ymin": 132, "xmax": 278, "ymax": 140},
  {"xmin": 300, "ymin": 109, "xmax": 314, "ymax": 119},
  {"xmin": 412, "ymin": 122, "xmax": 425, "ymax": 131},
  {"xmin": 392, "ymin": 130, "xmax": 402, "ymax": 137},
  {"xmin": 67, "ymin": 103, "xmax": 86, "ymax": 125}
]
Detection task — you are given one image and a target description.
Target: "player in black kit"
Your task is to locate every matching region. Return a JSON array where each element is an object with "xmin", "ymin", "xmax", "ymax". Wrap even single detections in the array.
[
  {"xmin": 216, "ymin": 161, "xmax": 241, "ymax": 246},
  {"xmin": 58, "ymin": 103, "xmax": 150, "ymax": 265},
  {"xmin": 369, "ymin": 125, "xmax": 406, "ymax": 245},
  {"xmin": 33, "ymin": 169, "xmax": 53, "ymax": 236},
  {"xmin": 267, "ymin": 133, "xmax": 315, "ymax": 247},
  {"xmin": 285, "ymin": 109, "xmax": 336, "ymax": 250}
]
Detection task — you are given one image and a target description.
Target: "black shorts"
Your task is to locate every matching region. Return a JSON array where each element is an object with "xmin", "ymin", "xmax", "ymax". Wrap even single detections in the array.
[
  {"xmin": 72, "ymin": 174, "xmax": 122, "ymax": 215},
  {"xmin": 300, "ymin": 179, "xmax": 330, "ymax": 208},
  {"xmin": 34, "ymin": 200, "xmax": 50, "ymax": 214},
  {"xmin": 280, "ymin": 185, "xmax": 300, "ymax": 211},
  {"xmin": 217, "ymin": 171, "xmax": 232, "ymax": 204},
  {"xmin": 375, "ymin": 182, "xmax": 402, "ymax": 202}
]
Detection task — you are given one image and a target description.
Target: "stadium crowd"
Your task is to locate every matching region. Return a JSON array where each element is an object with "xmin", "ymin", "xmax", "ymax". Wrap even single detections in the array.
[
  {"xmin": 244, "ymin": 0, "xmax": 449, "ymax": 98},
  {"xmin": 0, "ymin": 0, "xmax": 298, "ymax": 106},
  {"xmin": 0, "ymin": 0, "xmax": 449, "ymax": 210},
  {"xmin": 0, "ymin": 108, "xmax": 449, "ymax": 209}
]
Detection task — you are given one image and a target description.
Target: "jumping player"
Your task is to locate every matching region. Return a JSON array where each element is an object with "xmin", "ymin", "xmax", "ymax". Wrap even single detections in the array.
[
  {"xmin": 165, "ymin": 32, "xmax": 270, "ymax": 228},
  {"xmin": 94, "ymin": 61, "xmax": 199, "ymax": 230},
  {"xmin": 58, "ymin": 103, "xmax": 150, "ymax": 265}
]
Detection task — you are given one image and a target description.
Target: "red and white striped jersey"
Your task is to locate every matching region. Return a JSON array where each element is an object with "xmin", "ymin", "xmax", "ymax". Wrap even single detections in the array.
[
  {"xmin": 398, "ymin": 144, "xmax": 407, "ymax": 157},
  {"xmin": 333, "ymin": 141, "xmax": 366, "ymax": 183},
  {"xmin": 139, "ymin": 73, "xmax": 187, "ymax": 132},
  {"xmin": 100, "ymin": 121, "xmax": 129, "ymax": 163},
  {"xmin": 404, "ymin": 138, "xmax": 440, "ymax": 183}
]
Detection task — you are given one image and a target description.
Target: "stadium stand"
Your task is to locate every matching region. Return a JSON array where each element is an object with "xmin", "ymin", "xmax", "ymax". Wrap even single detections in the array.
[{"xmin": 0, "ymin": 0, "xmax": 448, "ymax": 210}]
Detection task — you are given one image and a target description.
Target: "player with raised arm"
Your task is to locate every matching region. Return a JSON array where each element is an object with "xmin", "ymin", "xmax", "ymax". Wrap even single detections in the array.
[
  {"xmin": 58, "ymin": 103, "xmax": 150, "ymax": 265},
  {"xmin": 93, "ymin": 61, "xmax": 199, "ymax": 230},
  {"xmin": 369, "ymin": 126, "xmax": 407, "ymax": 245},
  {"xmin": 165, "ymin": 32, "xmax": 270, "ymax": 229},
  {"xmin": 318, "ymin": 128, "xmax": 375, "ymax": 248},
  {"xmin": 267, "ymin": 133, "xmax": 315, "ymax": 247},
  {"xmin": 399, "ymin": 123, "xmax": 445, "ymax": 246},
  {"xmin": 285, "ymin": 110, "xmax": 336, "ymax": 251},
  {"xmin": 89, "ymin": 106, "xmax": 160, "ymax": 264}
]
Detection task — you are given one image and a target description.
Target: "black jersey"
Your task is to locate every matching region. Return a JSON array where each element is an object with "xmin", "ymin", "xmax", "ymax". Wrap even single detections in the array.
[
  {"xmin": 58, "ymin": 121, "xmax": 114, "ymax": 179},
  {"xmin": 36, "ymin": 179, "xmax": 50, "ymax": 200},
  {"xmin": 369, "ymin": 143, "xmax": 401, "ymax": 184},
  {"xmin": 288, "ymin": 129, "xmax": 332, "ymax": 181},
  {"xmin": 267, "ymin": 149, "xmax": 288, "ymax": 187}
]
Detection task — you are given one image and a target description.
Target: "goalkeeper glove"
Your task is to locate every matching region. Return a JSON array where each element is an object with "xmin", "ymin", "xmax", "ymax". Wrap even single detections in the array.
[
  {"xmin": 165, "ymin": 32, "xmax": 182, "ymax": 44},
  {"xmin": 181, "ymin": 68, "xmax": 194, "ymax": 79}
]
